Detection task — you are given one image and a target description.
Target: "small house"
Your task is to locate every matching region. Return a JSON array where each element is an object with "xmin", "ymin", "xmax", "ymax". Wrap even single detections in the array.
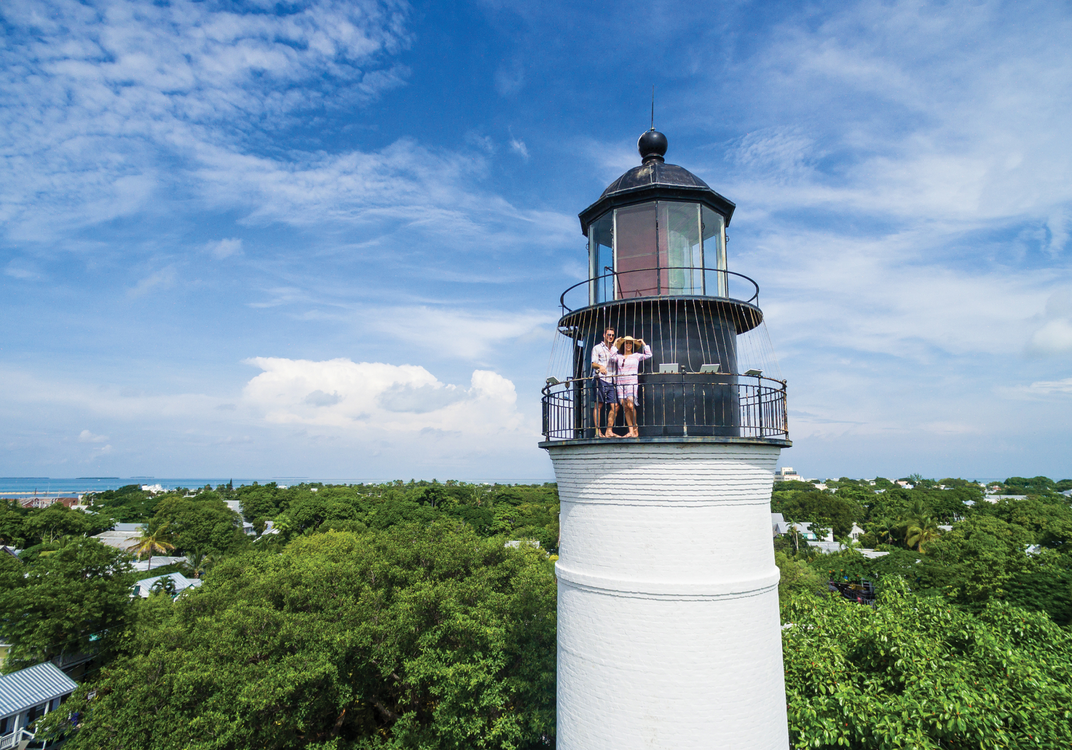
[{"xmin": 0, "ymin": 661, "xmax": 78, "ymax": 748}]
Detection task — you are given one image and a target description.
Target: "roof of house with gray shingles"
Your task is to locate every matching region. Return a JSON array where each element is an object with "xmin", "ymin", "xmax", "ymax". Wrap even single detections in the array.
[{"xmin": 0, "ymin": 662, "xmax": 78, "ymax": 719}]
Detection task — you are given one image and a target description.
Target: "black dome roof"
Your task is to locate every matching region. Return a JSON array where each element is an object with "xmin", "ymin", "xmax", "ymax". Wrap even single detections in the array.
[
  {"xmin": 578, "ymin": 130, "xmax": 735, "ymax": 234},
  {"xmin": 598, "ymin": 160, "xmax": 712, "ymax": 201}
]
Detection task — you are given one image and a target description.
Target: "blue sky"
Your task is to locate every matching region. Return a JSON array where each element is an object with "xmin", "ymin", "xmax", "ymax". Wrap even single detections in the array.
[{"xmin": 2, "ymin": 0, "xmax": 1070, "ymax": 482}]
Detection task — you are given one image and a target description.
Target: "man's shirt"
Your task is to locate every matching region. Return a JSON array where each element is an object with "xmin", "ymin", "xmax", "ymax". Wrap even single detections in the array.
[{"xmin": 592, "ymin": 342, "xmax": 618, "ymax": 379}]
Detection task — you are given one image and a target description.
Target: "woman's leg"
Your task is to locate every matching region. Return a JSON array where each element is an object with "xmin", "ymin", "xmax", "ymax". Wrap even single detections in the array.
[{"xmin": 624, "ymin": 397, "xmax": 637, "ymax": 437}]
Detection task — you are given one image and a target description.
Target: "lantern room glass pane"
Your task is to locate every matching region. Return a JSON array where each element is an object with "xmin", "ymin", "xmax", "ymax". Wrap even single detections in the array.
[
  {"xmin": 659, "ymin": 202, "xmax": 703, "ymax": 294},
  {"xmin": 615, "ymin": 203, "xmax": 658, "ymax": 298},
  {"xmin": 702, "ymin": 206, "xmax": 727, "ymax": 296},
  {"xmin": 588, "ymin": 214, "xmax": 614, "ymax": 304}
]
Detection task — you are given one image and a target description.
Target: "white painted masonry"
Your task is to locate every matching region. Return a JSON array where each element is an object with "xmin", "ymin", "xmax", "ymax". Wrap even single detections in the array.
[{"xmin": 548, "ymin": 441, "xmax": 789, "ymax": 750}]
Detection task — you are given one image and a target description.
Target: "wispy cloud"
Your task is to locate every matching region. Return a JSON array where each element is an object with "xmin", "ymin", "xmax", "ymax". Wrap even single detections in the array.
[
  {"xmin": 0, "ymin": 0, "xmax": 412, "ymax": 243},
  {"xmin": 509, "ymin": 137, "xmax": 529, "ymax": 160},
  {"xmin": 128, "ymin": 265, "xmax": 177, "ymax": 297},
  {"xmin": 4, "ymin": 259, "xmax": 41, "ymax": 280},
  {"xmin": 207, "ymin": 238, "xmax": 243, "ymax": 259}
]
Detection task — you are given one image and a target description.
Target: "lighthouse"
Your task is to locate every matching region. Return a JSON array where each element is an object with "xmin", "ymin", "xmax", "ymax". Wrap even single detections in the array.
[{"xmin": 541, "ymin": 129, "xmax": 791, "ymax": 749}]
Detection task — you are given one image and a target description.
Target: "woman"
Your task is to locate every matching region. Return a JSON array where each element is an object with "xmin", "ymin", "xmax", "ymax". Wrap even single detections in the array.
[{"xmin": 612, "ymin": 335, "xmax": 652, "ymax": 438}]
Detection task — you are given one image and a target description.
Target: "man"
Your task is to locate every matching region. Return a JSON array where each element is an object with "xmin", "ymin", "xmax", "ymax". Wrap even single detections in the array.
[{"xmin": 591, "ymin": 327, "xmax": 619, "ymax": 438}]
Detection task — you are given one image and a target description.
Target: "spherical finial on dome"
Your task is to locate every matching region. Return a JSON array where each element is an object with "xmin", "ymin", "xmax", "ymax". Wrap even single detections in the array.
[{"xmin": 638, "ymin": 129, "xmax": 668, "ymax": 163}]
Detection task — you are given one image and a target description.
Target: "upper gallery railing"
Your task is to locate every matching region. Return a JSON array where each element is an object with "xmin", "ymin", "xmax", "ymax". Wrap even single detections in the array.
[{"xmin": 559, "ymin": 266, "xmax": 760, "ymax": 315}]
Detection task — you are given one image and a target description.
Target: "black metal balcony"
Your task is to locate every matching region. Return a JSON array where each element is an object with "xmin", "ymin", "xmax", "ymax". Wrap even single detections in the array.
[{"xmin": 540, "ymin": 373, "xmax": 788, "ymax": 443}]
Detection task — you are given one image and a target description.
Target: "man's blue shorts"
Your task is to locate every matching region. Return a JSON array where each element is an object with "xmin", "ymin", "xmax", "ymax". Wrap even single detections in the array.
[{"xmin": 595, "ymin": 377, "xmax": 618, "ymax": 404}]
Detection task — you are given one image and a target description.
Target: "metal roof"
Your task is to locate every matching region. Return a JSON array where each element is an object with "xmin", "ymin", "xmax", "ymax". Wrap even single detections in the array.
[
  {"xmin": 599, "ymin": 160, "xmax": 712, "ymax": 198},
  {"xmin": 134, "ymin": 571, "xmax": 201, "ymax": 598},
  {"xmin": 0, "ymin": 662, "xmax": 78, "ymax": 718},
  {"xmin": 577, "ymin": 130, "xmax": 736, "ymax": 233}
]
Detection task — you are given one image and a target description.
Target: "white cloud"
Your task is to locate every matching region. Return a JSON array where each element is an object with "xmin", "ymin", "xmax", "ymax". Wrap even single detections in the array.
[
  {"xmin": 4, "ymin": 259, "xmax": 41, "ymax": 280},
  {"xmin": 1027, "ymin": 378, "xmax": 1072, "ymax": 396},
  {"xmin": 368, "ymin": 305, "xmax": 554, "ymax": 359},
  {"xmin": 684, "ymin": 0, "xmax": 1072, "ymax": 234},
  {"xmin": 242, "ymin": 357, "xmax": 528, "ymax": 436},
  {"xmin": 1001, "ymin": 377, "xmax": 1072, "ymax": 400},
  {"xmin": 78, "ymin": 429, "xmax": 108, "ymax": 443},
  {"xmin": 729, "ymin": 127, "xmax": 818, "ymax": 180},
  {"xmin": 494, "ymin": 60, "xmax": 525, "ymax": 96},
  {"xmin": 128, "ymin": 265, "xmax": 177, "ymax": 297},
  {"xmin": 509, "ymin": 137, "xmax": 529, "ymax": 160},
  {"xmin": 1028, "ymin": 319, "xmax": 1072, "ymax": 356},
  {"xmin": 1026, "ymin": 287, "xmax": 1072, "ymax": 355},
  {"xmin": 0, "ymin": 0, "xmax": 412, "ymax": 242},
  {"xmin": 208, "ymin": 238, "xmax": 243, "ymax": 259},
  {"xmin": 1047, "ymin": 206, "xmax": 1071, "ymax": 257}
]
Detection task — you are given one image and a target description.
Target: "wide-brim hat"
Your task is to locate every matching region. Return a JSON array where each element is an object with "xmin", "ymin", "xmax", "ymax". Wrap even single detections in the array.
[{"xmin": 614, "ymin": 336, "xmax": 641, "ymax": 350}]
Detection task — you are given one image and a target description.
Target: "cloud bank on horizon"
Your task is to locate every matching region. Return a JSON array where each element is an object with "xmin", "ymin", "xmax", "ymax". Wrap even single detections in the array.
[{"xmin": 1, "ymin": 0, "xmax": 1069, "ymax": 480}]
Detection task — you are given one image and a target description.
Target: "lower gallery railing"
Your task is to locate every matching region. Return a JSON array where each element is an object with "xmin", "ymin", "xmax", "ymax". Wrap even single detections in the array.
[{"xmin": 541, "ymin": 374, "xmax": 788, "ymax": 441}]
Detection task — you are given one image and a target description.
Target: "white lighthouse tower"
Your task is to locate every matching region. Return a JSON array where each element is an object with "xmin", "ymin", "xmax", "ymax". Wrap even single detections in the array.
[{"xmin": 541, "ymin": 129, "xmax": 791, "ymax": 749}]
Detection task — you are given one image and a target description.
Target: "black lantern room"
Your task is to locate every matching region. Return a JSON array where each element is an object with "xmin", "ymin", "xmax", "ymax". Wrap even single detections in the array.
[{"xmin": 541, "ymin": 130, "xmax": 789, "ymax": 443}]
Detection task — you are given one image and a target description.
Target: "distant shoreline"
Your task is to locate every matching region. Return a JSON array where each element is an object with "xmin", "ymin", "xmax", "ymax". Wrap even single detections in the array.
[{"xmin": 0, "ymin": 476, "xmax": 558, "ymax": 496}]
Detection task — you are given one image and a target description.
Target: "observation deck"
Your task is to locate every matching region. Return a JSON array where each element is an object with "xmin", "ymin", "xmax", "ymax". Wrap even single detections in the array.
[{"xmin": 541, "ymin": 265, "xmax": 788, "ymax": 447}]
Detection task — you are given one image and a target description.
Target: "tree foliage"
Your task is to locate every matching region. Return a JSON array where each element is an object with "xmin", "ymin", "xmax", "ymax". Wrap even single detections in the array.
[
  {"xmin": 150, "ymin": 492, "xmax": 247, "ymax": 558},
  {"xmin": 86, "ymin": 484, "xmax": 159, "ymax": 523},
  {"xmin": 0, "ymin": 501, "xmax": 113, "ymax": 548},
  {"xmin": 783, "ymin": 580, "xmax": 1072, "ymax": 749},
  {"xmin": 47, "ymin": 522, "xmax": 556, "ymax": 750},
  {"xmin": 772, "ymin": 491, "xmax": 863, "ymax": 538},
  {"xmin": 0, "ymin": 537, "xmax": 134, "ymax": 672}
]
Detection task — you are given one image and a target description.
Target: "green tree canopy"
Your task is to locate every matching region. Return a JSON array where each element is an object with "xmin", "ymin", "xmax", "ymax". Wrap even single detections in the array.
[
  {"xmin": 783, "ymin": 580, "xmax": 1072, "ymax": 749},
  {"xmin": 87, "ymin": 484, "xmax": 159, "ymax": 523},
  {"xmin": 0, "ymin": 499, "xmax": 29, "ymax": 547},
  {"xmin": 20, "ymin": 503, "xmax": 113, "ymax": 546},
  {"xmin": 151, "ymin": 492, "xmax": 246, "ymax": 558},
  {"xmin": 920, "ymin": 515, "xmax": 1035, "ymax": 607},
  {"xmin": 0, "ymin": 537, "xmax": 134, "ymax": 672},
  {"xmin": 772, "ymin": 490, "xmax": 863, "ymax": 538},
  {"xmin": 47, "ymin": 522, "xmax": 556, "ymax": 749}
]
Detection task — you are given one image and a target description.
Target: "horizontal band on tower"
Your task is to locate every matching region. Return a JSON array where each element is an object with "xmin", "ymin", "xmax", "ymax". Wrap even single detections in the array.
[
  {"xmin": 556, "ymin": 563, "xmax": 780, "ymax": 601},
  {"xmin": 558, "ymin": 496, "xmax": 772, "ymax": 508}
]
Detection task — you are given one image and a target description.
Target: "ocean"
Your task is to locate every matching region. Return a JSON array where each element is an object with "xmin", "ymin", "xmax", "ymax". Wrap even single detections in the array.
[
  {"xmin": 0, "ymin": 476, "xmax": 553, "ymax": 498},
  {"xmin": 0, "ymin": 477, "xmax": 300, "ymax": 498}
]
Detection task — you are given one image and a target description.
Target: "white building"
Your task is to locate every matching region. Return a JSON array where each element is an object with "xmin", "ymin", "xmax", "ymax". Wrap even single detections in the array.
[
  {"xmin": 774, "ymin": 466, "xmax": 803, "ymax": 482},
  {"xmin": 0, "ymin": 662, "xmax": 77, "ymax": 748}
]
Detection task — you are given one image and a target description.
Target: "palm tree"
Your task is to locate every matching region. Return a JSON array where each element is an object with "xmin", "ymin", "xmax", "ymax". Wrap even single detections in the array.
[
  {"xmin": 127, "ymin": 525, "xmax": 175, "ymax": 571},
  {"xmin": 185, "ymin": 550, "xmax": 211, "ymax": 579},
  {"xmin": 782, "ymin": 515, "xmax": 802, "ymax": 554},
  {"xmin": 905, "ymin": 515, "xmax": 940, "ymax": 553},
  {"xmin": 870, "ymin": 517, "xmax": 897, "ymax": 546}
]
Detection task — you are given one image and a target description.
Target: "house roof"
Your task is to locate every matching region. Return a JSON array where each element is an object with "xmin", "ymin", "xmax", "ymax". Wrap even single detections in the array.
[
  {"xmin": 771, "ymin": 513, "xmax": 790, "ymax": 535},
  {"xmin": 134, "ymin": 572, "xmax": 201, "ymax": 598},
  {"xmin": 0, "ymin": 662, "xmax": 78, "ymax": 718}
]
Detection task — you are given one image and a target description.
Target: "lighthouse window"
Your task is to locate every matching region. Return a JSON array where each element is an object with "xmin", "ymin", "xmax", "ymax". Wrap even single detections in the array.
[
  {"xmin": 588, "ymin": 214, "xmax": 615, "ymax": 304},
  {"xmin": 614, "ymin": 202, "xmax": 658, "ymax": 298},
  {"xmin": 658, "ymin": 202, "xmax": 703, "ymax": 295},
  {"xmin": 587, "ymin": 201, "xmax": 726, "ymax": 302},
  {"xmin": 702, "ymin": 206, "xmax": 727, "ymax": 296}
]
